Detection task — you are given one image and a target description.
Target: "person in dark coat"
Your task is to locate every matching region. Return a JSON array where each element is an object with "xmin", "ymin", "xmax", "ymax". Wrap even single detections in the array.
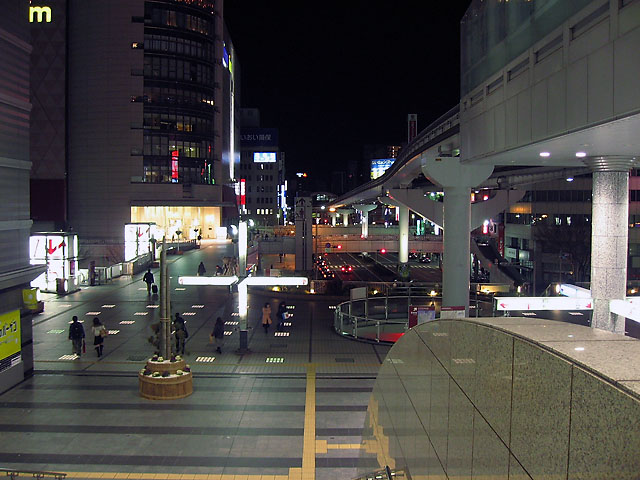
[
  {"xmin": 68, "ymin": 316, "xmax": 85, "ymax": 357},
  {"xmin": 212, "ymin": 317, "xmax": 225, "ymax": 353},
  {"xmin": 173, "ymin": 312, "xmax": 188, "ymax": 354},
  {"xmin": 276, "ymin": 302, "xmax": 287, "ymax": 331},
  {"xmin": 143, "ymin": 268, "xmax": 154, "ymax": 295},
  {"xmin": 197, "ymin": 262, "xmax": 206, "ymax": 276}
]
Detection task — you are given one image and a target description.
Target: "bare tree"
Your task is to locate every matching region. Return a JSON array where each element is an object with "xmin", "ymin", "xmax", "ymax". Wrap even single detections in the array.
[{"xmin": 533, "ymin": 221, "xmax": 591, "ymax": 282}]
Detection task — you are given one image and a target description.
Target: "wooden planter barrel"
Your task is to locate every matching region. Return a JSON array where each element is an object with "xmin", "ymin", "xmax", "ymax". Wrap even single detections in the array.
[{"xmin": 138, "ymin": 358, "xmax": 193, "ymax": 400}]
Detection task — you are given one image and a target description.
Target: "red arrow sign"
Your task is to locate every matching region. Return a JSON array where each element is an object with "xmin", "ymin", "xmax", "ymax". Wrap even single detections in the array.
[{"xmin": 47, "ymin": 239, "xmax": 66, "ymax": 255}]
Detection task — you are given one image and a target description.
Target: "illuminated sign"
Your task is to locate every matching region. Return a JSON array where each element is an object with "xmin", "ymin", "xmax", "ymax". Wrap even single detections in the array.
[
  {"xmin": 253, "ymin": 152, "xmax": 276, "ymax": 163},
  {"xmin": 171, "ymin": 150, "xmax": 179, "ymax": 182},
  {"xmin": 29, "ymin": 5, "xmax": 52, "ymax": 23},
  {"xmin": 371, "ymin": 158, "xmax": 395, "ymax": 179},
  {"xmin": 223, "ymin": 46, "xmax": 229, "ymax": 69},
  {"xmin": 0, "ymin": 310, "xmax": 21, "ymax": 367},
  {"xmin": 240, "ymin": 178, "xmax": 246, "ymax": 206},
  {"xmin": 495, "ymin": 297, "xmax": 593, "ymax": 311},
  {"xmin": 240, "ymin": 128, "xmax": 279, "ymax": 147},
  {"xmin": 30, "ymin": 233, "xmax": 79, "ymax": 294},
  {"xmin": 124, "ymin": 223, "xmax": 153, "ymax": 262}
]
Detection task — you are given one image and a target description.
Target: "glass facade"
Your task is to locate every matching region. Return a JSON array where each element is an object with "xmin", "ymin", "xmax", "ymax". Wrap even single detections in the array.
[
  {"xmin": 141, "ymin": 0, "xmax": 217, "ymax": 185},
  {"xmin": 461, "ymin": 0, "xmax": 594, "ymax": 95}
]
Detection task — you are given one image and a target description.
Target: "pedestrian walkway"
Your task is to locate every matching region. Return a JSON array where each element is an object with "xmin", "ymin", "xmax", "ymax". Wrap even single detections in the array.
[{"xmin": 0, "ymin": 243, "xmax": 390, "ymax": 480}]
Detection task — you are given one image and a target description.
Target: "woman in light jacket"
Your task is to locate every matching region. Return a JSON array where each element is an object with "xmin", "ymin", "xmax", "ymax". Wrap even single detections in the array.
[
  {"xmin": 92, "ymin": 317, "xmax": 107, "ymax": 357},
  {"xmin": 261, "ymin": 302, "xmax": 272, "ymax": 334}
]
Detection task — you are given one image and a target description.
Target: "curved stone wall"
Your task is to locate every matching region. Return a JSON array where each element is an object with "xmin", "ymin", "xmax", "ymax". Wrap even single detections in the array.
[{"xmin": 358, "ymin": 317, "xmax": 640, "ymax": 479}]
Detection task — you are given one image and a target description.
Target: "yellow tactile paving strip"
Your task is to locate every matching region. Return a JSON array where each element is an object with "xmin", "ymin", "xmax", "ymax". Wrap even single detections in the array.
[
  {"xmin": 63, "ymin": 474, "xmax": 290, "ymax": 480},
  {"xmin": 43, "ymin": 362, "xmax": 378, "ymax": 480},
  {"xmin": 302, "ymin": 364, "xmax": 315, "ymax": 480}
]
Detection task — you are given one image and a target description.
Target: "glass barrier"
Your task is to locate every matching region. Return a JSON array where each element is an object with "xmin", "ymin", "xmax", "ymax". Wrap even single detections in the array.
[{"xmin": 461, "ymin": 0, "xmax": 594, "ymax": 95}]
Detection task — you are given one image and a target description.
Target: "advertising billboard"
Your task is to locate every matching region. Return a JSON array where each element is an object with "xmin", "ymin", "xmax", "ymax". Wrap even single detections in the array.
[
  {"xmin": 124, "ymin": 223, "xmax": 153, "ymax": 262},
  {"xmin": 371, "ymin": 158, "xmax": 395, "ymax": 179},
  {"xmin": 30, "ymin": 233, "xmax": 79, "ymax": 294},
  {"xmin": 0, "ymin": 310, "xmax": 21, "ymax": 373},
  {"xmin": 254, "ymin": 152, "xmax": 276, "ymax": 163}
]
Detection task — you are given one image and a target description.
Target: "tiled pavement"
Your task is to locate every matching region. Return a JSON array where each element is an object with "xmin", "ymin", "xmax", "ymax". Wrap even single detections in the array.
[{"xmin": 0, "ymin": 241, "xmax": 390, "ymax": 480}]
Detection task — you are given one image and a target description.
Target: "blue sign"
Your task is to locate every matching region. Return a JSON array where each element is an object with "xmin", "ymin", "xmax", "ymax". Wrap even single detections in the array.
[{"xmin": 371, "ymin": 158, "xmax": 395, "ymax": 179}]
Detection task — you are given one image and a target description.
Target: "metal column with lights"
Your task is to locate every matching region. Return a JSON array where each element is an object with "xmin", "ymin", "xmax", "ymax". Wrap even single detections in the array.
[
  {"xmin": 353, "ymin": 204, "xmax": 377, "ymax": 239},
  {"xmin": 179, "ymin": 221, "xmax": 309, "ymax": 353}
]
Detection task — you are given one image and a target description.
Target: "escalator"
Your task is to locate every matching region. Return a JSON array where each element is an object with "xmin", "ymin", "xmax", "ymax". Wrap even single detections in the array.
[{"xmin": 472, "ymin": 237, "xmax": 526, "ymax": 287}]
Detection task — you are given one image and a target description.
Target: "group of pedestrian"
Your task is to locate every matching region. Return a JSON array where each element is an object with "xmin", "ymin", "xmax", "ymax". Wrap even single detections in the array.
[
  {"xmin": 261, "ymin": 301, "xmax": 288, "ymax": 334},
  {"xmin": 68, "ymin": 316, "xmax": 107, "ymax": 358},
  {"xmin": 68, "ymin": 261, "xmax": 294, "ymax": 361}
]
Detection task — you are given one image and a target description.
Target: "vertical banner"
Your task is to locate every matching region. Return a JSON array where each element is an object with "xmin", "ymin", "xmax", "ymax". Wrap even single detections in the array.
[
  {"xmin": 171, "ymin": 150, "xmax": 179, "ymax": 182},
  {"xmin": 498, "ymin": 223, "xmax": 505, "ymax": 257},
  {"xmin": 240, "ymin": 178, "xmax": 246, "ymax": 206},
  {"xmin": 408, "ymin": 114, "xmax": 418, "ymax": 142},
  {"xmin": 0, "ymin": 309, "xmax": 21, "ymax": 372}
]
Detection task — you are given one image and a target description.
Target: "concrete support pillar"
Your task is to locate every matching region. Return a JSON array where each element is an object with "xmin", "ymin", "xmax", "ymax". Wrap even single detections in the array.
[
  {"xmin": 353, "ymin": 204, "xmax": 377, "ymax": 239},
  {"xmin": 330, "ymin": 212, "xmax": 337, "ymax": 227},
  {"xmin": 442, "ymin": 186, "xmax": 471, "ymax": 312},
  {"xmin": 398, "ymin": 205, "xmax": 409, "ymax": 264},
  {"xmin": 361, "ymin": 210, "xmax": 369, "ymax": 238},
  {"xmin": 421, "ymin": 157, "xmax": 493, "ymax": 316},
  {"xmin": 585, "ymin": 156, "xmax": 636, "ymax": 333},
  {"xmin": 377, "ymin": 197, "xmax": 410, "ymax": 279},
  {"xmin": 336, "ymin": 208, "xmax": 352, "ymax": 227}
]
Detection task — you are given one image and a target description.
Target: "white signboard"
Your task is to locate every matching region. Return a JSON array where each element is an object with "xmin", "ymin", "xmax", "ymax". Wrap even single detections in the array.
[{"xmin": 495, "ymin": 297, "xmax": 593, "ymax": 311}]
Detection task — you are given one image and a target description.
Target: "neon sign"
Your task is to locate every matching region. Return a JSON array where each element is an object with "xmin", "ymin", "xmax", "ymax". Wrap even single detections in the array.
[
  {"xmin": 29, "ymin": 6, "xmax": 52, "ymax": 23},
  {"xmin": 171, "ymin": 150, "xmax": 179, "ymax": 182}
]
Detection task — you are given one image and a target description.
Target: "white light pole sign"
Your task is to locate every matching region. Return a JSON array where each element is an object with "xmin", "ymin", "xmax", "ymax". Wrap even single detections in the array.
[
  {"xmin": 179, "ymin": 220, "xmax": 308, "ymax": 352},
  {"xmin": 179, "ymin": 275, "xmax": 308, "ymax": 351}
]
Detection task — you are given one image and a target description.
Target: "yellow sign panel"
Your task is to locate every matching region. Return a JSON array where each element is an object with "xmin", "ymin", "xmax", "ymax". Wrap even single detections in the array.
[
  {"xmin": 0, "ymin": 310, "xmax": 21, "ymax": 361},
  {"xmin": 30, "ymin": 6, "xmax": 52, "ymax": 23}
]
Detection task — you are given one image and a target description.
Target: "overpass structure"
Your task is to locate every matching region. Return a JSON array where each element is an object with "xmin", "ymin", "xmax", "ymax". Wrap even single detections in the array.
[{"xmin": 331, "ymin": 0, "xmax": 640, "ymax": 334}]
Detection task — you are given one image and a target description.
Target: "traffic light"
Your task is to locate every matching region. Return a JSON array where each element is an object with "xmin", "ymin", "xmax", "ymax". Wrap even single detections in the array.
[
  {"xmin": 336, "ymin": 244, "xmax": 342, "ymax": 249},
  {"xmin": 380, "ymin": 248, "xmax": 386, "ymax": 254}
]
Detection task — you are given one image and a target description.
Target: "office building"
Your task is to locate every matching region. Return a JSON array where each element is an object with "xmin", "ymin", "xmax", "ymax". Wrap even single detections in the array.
[
  {"xmin": 239, "ymin": 108, "xmax": 286, "ymax": 226},
  {"xmin": 0, "ymin": 0, "xmax": 44, "ymax": 392},
  {"xmin": 30, "ymin": 0, "xmax": 240, "ymax": 264}
]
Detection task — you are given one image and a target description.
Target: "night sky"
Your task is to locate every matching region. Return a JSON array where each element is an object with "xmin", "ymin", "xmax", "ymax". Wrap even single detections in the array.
[{"xmin": 224, "ymin": 1, "xmax": 472, "ymax": 188}]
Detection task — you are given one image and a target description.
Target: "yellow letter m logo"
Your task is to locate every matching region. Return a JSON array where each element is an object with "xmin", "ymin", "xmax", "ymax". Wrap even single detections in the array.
[{"xmin": 29, "ymin": 6, "xmax": 52, "ymax": 23}]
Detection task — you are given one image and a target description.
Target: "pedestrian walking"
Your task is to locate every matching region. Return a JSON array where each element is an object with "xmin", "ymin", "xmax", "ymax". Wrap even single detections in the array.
[
  {"xmin": 261, "ymin": 302, "xmax": 272, "ymax": 334},
  {"xmin": 91, "ymin": 317, "xmax": 107, "ymax": 357},
  {"xmin": 68, "ymin": 316, "xmax": 85, "ymax": 357},
  {"xmin": 173, "ymin": 312, "xmax": 188, "ymax": 355},
  {"xmin": 276, "ymin": 302, "xmax": 287, "ymax": 331},
  {"xmin": 143, "ymin": 268, "xmax": 154, "ymax": 295},
  {"xmin": 211, "ymin": 317, "xmax": 225, "ymax": 353},
  {"xmin": 197, "ymin": 262, "xmax": 206, "ymax": 276}
]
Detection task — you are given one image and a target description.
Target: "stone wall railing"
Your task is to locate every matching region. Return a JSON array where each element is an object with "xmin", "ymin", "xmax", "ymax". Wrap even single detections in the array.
[{"xmin": 358, "ymin": 317, "xmax": 640, "ymax": 479}]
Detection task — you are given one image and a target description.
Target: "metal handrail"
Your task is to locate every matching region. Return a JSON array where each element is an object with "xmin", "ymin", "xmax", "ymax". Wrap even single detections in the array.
[
  {"xmin": 335, "ymin": 293, "xmax": 439, "ymax": 343},
  {"xmin": 0, "ymin": 468, "xmax": 66, "ymax": 480}
]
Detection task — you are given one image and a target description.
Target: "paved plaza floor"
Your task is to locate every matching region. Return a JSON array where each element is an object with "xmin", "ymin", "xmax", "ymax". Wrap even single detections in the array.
[{"xmin": 0, "ymin": 241, "xmax": 390, "ymax": 480}]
